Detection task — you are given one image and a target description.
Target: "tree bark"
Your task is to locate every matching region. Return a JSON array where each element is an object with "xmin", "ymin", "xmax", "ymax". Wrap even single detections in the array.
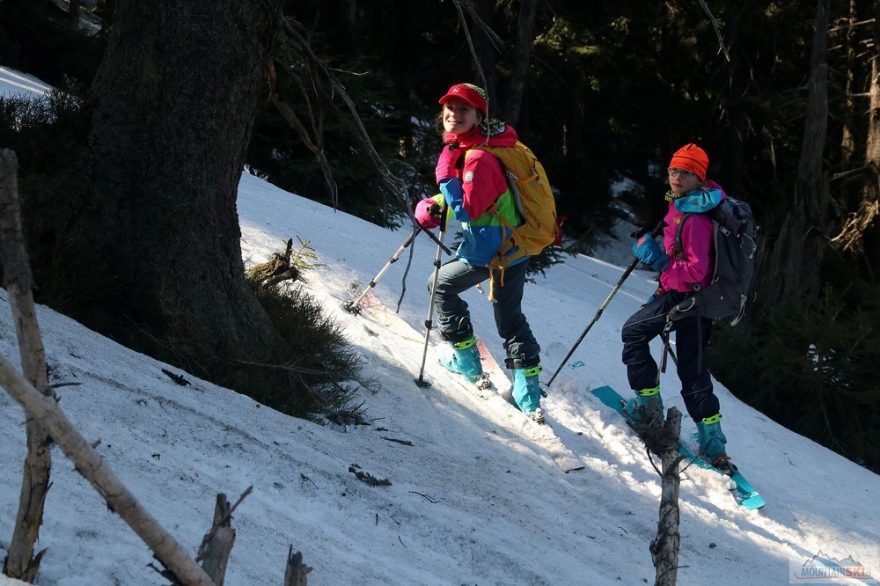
[
  {"xmin": 756, "ymin": 0, "xmax": 831, "ymax": 313},
  {"xmin": 504, "ymin": 0, "xmax": 537, "ymax": 128},
  {"xmin": 0, "ymin": 150, "xmax": 52, "ymax": 583},
  {"xmin": 840, "ymin": 0, "xmax": 858, "ymax": 164},
  {"xmin": 831, "ymin": 1, "xmax": 880, "ymax": 277},
  {"xmin": 83, "ymin": 0, "xmax": 286, "ymax": 380},
  {"xmin": 0, "ymin": 356, "xmax": 215, "ymax": 586}
]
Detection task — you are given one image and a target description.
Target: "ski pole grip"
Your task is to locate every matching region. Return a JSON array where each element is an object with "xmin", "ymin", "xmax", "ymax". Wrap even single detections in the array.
[
  {"xmin": 630, "ymin": 220, "xmax": 666, "ymax": 240},
  {"xmin": 438, "ymin": 203, "xmax": 450, "ymax": 234}
]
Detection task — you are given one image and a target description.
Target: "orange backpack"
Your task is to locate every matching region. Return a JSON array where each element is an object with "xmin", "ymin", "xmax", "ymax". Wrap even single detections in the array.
[{"xmin": 473, "ymin": 141, "xmax": 559, "ymax": 298}]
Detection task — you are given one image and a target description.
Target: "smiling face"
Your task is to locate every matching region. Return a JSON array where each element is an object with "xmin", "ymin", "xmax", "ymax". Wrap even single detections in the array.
[
  {"xmin": 667, "ymin": 168, "xmax": 702, "ymax": 196},
  {"xmin": 442, "ymin": 97, "xmax": 482, "ymax": 136}
]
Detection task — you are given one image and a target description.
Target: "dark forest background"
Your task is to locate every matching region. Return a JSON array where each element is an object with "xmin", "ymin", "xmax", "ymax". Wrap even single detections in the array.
[{"xmin": 1, "ymin": 0, "xmax": 878, "ymax": 472}]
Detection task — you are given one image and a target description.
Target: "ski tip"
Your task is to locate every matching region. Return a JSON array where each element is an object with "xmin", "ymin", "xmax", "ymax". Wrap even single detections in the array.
[{"xmin": 738, "ymin": 493, "xmax": 766, "ymax": 510}]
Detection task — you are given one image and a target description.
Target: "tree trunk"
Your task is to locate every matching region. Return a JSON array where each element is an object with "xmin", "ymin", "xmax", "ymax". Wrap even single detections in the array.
[
  {"xmin": 197, "ymin": 494, "xmax": 237, "ymax": 586},
  {"xmin": 756, "ymin": 0, "xmax": 831, "ymax": 314},
  {"xmin": 283, "ymin": 547, "xmax": 312, "ymax": 586},
  {"xmin": 650, "ymin": 408, "xmax": 683, "ymax": 586},
  {"xmin": 860, "ymin": 2, "xmax": 880, "ymax": 281},
  {"xmin": 84, "ymin": 0, "xmax": 285, "ymax": 379},
  {"xmin": 0, "ymin": 150, "xmax": 52, "ymax": 583},
  {"xmin": 840, "ymin": 0, "xmax": 858, "ymax": 164},
  {"xmin": 504, "ymin": 0, "xmax": 537, "ymax": 128},
  {"xmin": 831, "ymin": 1, "xmax": 880, "ymax": 278}
]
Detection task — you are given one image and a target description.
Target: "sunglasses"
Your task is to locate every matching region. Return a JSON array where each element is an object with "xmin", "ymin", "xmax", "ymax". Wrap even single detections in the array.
[{"xmin": 668, "ymin": 168, "xmax": 696, "ymax": 179}]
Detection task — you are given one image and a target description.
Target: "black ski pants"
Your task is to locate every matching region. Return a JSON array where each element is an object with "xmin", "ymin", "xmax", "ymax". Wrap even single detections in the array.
[{"xmin": 621, "ymin": 291, "xmax": 719, "ymax": 422}]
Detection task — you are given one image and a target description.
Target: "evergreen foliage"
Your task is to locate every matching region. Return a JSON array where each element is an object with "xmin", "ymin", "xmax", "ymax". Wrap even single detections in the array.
[
  {"xmin": 247, "ymin": 279, "xmax": 373, "ymax": 424},
  {"xmin": 0, "ymin": 92, "xmax": 95, "ymax": 307},
  {"xmin": 709, "ymin": 287, "xmax": 880, "ymax": 473}
]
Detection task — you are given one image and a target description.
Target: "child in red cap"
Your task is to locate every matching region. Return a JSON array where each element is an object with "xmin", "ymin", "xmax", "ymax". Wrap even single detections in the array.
[
  {"xmin": 414, "ymin": 83, "xmax": 545, "ymax": 423},
  {"xmin": 622, "ymin": 143, "xmax": 733, "ymax": 469}
]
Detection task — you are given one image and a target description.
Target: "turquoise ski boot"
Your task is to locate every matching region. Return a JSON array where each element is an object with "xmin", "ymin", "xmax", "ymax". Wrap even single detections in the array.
[
  {"xmin": 440, "ymin": 336, "xmax": 483, "ymax": 383},
  {"xmin": 624, "ymin": 386, "xmax": 663, "ymax": 422},
  {"xmin": 512, "ymin": 364, "xmax": 546, "ymax": 424},
  {"xmin": 697, "ymin": 413, "xmax": 731, "ymax": 470}
]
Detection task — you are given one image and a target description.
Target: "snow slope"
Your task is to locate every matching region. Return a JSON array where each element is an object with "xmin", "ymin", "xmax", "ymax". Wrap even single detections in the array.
[
  {"xmin": 0, "ymin": 67, "xmax": 52, "ymax": 99},
  {"xmin": 0, "ymin": 172, "xmax": 877, "ymax": 586}
]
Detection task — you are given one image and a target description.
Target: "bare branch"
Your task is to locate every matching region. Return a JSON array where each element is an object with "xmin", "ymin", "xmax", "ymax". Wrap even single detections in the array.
[
  {"xmin": 697, "ymin": 0, "xmax": 731, "ymax": 62},
  {"xmin": 0, "ymin": 357, "xmax": 214, "ymax": 586},
  {"xmin": 276, "ymin": 18, "xmax": 412, "ymax": 211}
]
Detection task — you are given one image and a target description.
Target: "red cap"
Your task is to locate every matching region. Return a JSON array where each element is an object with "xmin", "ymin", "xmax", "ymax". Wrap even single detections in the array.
[
  {"xmin": 438, "ymin": 83, "xmax": 487, "ymax": 115},
  {"xmin": 669, "ymin": 143, "xmax": 709, "ymax": 181}
]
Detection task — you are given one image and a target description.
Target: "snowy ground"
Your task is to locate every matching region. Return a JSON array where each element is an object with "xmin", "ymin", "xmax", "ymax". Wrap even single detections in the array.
[{"xmin": 0, "ymin": 170, "xmax": 877, "ymax": 585}]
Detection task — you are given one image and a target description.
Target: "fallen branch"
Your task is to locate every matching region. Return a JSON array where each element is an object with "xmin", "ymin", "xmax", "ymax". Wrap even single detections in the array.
[
  {"xmin": 0, "ymin": 357, "xmax": 215, "ymax": 586},
  {"xmin": 380, "ymin": 437, "xmax": 414, "ymax": 446}
]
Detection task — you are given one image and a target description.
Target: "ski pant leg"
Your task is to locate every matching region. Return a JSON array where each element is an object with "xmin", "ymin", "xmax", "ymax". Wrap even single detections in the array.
[
  {"xmin": 428, "ymin": 259, "xmax": 489, "ymax": 342},
  {"xmin": 490, "ymin": 259, "xmax": 540, "ymax": 365},
  {"xmin": 621, "ymin": 295, "xmax": 672, "ymax": 391},
  {"xmin": 672, "ymin": 315, "xmax": 719, "ymax": 421}
]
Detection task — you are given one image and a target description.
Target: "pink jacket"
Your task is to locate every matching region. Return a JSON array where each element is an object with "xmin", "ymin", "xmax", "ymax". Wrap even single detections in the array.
[
  {"xmin": 454, "ymin": 125, "xmax": 518, "ymax": 219},
  {"xmin": 659, "ymin": 181, "xmax": 726, "ymax": 293}
]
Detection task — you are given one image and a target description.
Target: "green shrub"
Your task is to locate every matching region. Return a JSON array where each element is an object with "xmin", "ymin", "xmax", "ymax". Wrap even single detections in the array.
[
  {"xmin": 248, "ymin": 279, "xmax": 375, "ymax": 425},
  {"xmin": 0, "ymin": 92, "xmax": 96, "ymax": 309},
  {"xmin": 709, "ymin": 289, "xmax": 880, "ymax": 472}
]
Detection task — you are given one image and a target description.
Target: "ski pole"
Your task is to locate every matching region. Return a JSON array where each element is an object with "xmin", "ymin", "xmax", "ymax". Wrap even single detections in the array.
[
  {"xmin": 415, "ymin": 204, "xmax": 449, "ymax": 387},
  {"xmin": 415, "ymin": 216, "xmax": 453, "ymax": 256},
  {"xmin": 546, "ymin": 220, "xmax": 666, "ymax": 387},
  {"xmin": 343, "ymin": 226, "xmax": 422, "ymax": 314}
]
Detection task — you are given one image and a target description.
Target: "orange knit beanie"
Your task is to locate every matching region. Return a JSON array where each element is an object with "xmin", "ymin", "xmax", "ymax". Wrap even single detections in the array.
[{"xmin": 669, "ymin": 143, "xmax": 709, "ymax": 180}]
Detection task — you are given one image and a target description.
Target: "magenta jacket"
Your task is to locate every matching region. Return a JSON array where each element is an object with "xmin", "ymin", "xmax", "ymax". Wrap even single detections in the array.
[{"xmin": 659, "ymin": 180, "xmax": 726, "ymax": 293}]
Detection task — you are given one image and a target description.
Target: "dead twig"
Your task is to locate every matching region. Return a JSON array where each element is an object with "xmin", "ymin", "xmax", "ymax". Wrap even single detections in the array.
[
  {"xmin": 348, "ymin": 464, "xmax": 392, "ymax": 487},
  {"xmin": 381, "ymin": 437, "xmax": 414, "ymax": 446}
]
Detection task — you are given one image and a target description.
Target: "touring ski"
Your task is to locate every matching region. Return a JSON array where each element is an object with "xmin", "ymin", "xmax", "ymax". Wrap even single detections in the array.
[{"xmin": 591, "ymin": 385, "xmax": 764, "ymax": 510}]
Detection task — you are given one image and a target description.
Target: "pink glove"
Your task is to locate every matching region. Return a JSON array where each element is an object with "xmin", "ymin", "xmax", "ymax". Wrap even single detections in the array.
[
  {"xmin": 435, "ymin": 144, "xmax": 466, "ymax": 185},
  {"xmin": 415, "ymin": 198, "xmax": 442, "ymax": 229}
]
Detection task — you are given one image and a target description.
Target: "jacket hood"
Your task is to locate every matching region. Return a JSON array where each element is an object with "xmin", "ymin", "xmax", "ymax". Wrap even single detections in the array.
[
  {"xmin": 456, "ymin": 121, "xmax": 519, "ymax": 149},
  {"xmin": 672, "ymin": 179, "xmax": 727, "ymax": 214}
]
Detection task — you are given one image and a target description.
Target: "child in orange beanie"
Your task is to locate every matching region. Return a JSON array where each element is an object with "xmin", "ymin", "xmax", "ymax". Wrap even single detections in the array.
[{"xmin": 622, "ymin": 143, "xmax": 733, "ymax": 469}]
